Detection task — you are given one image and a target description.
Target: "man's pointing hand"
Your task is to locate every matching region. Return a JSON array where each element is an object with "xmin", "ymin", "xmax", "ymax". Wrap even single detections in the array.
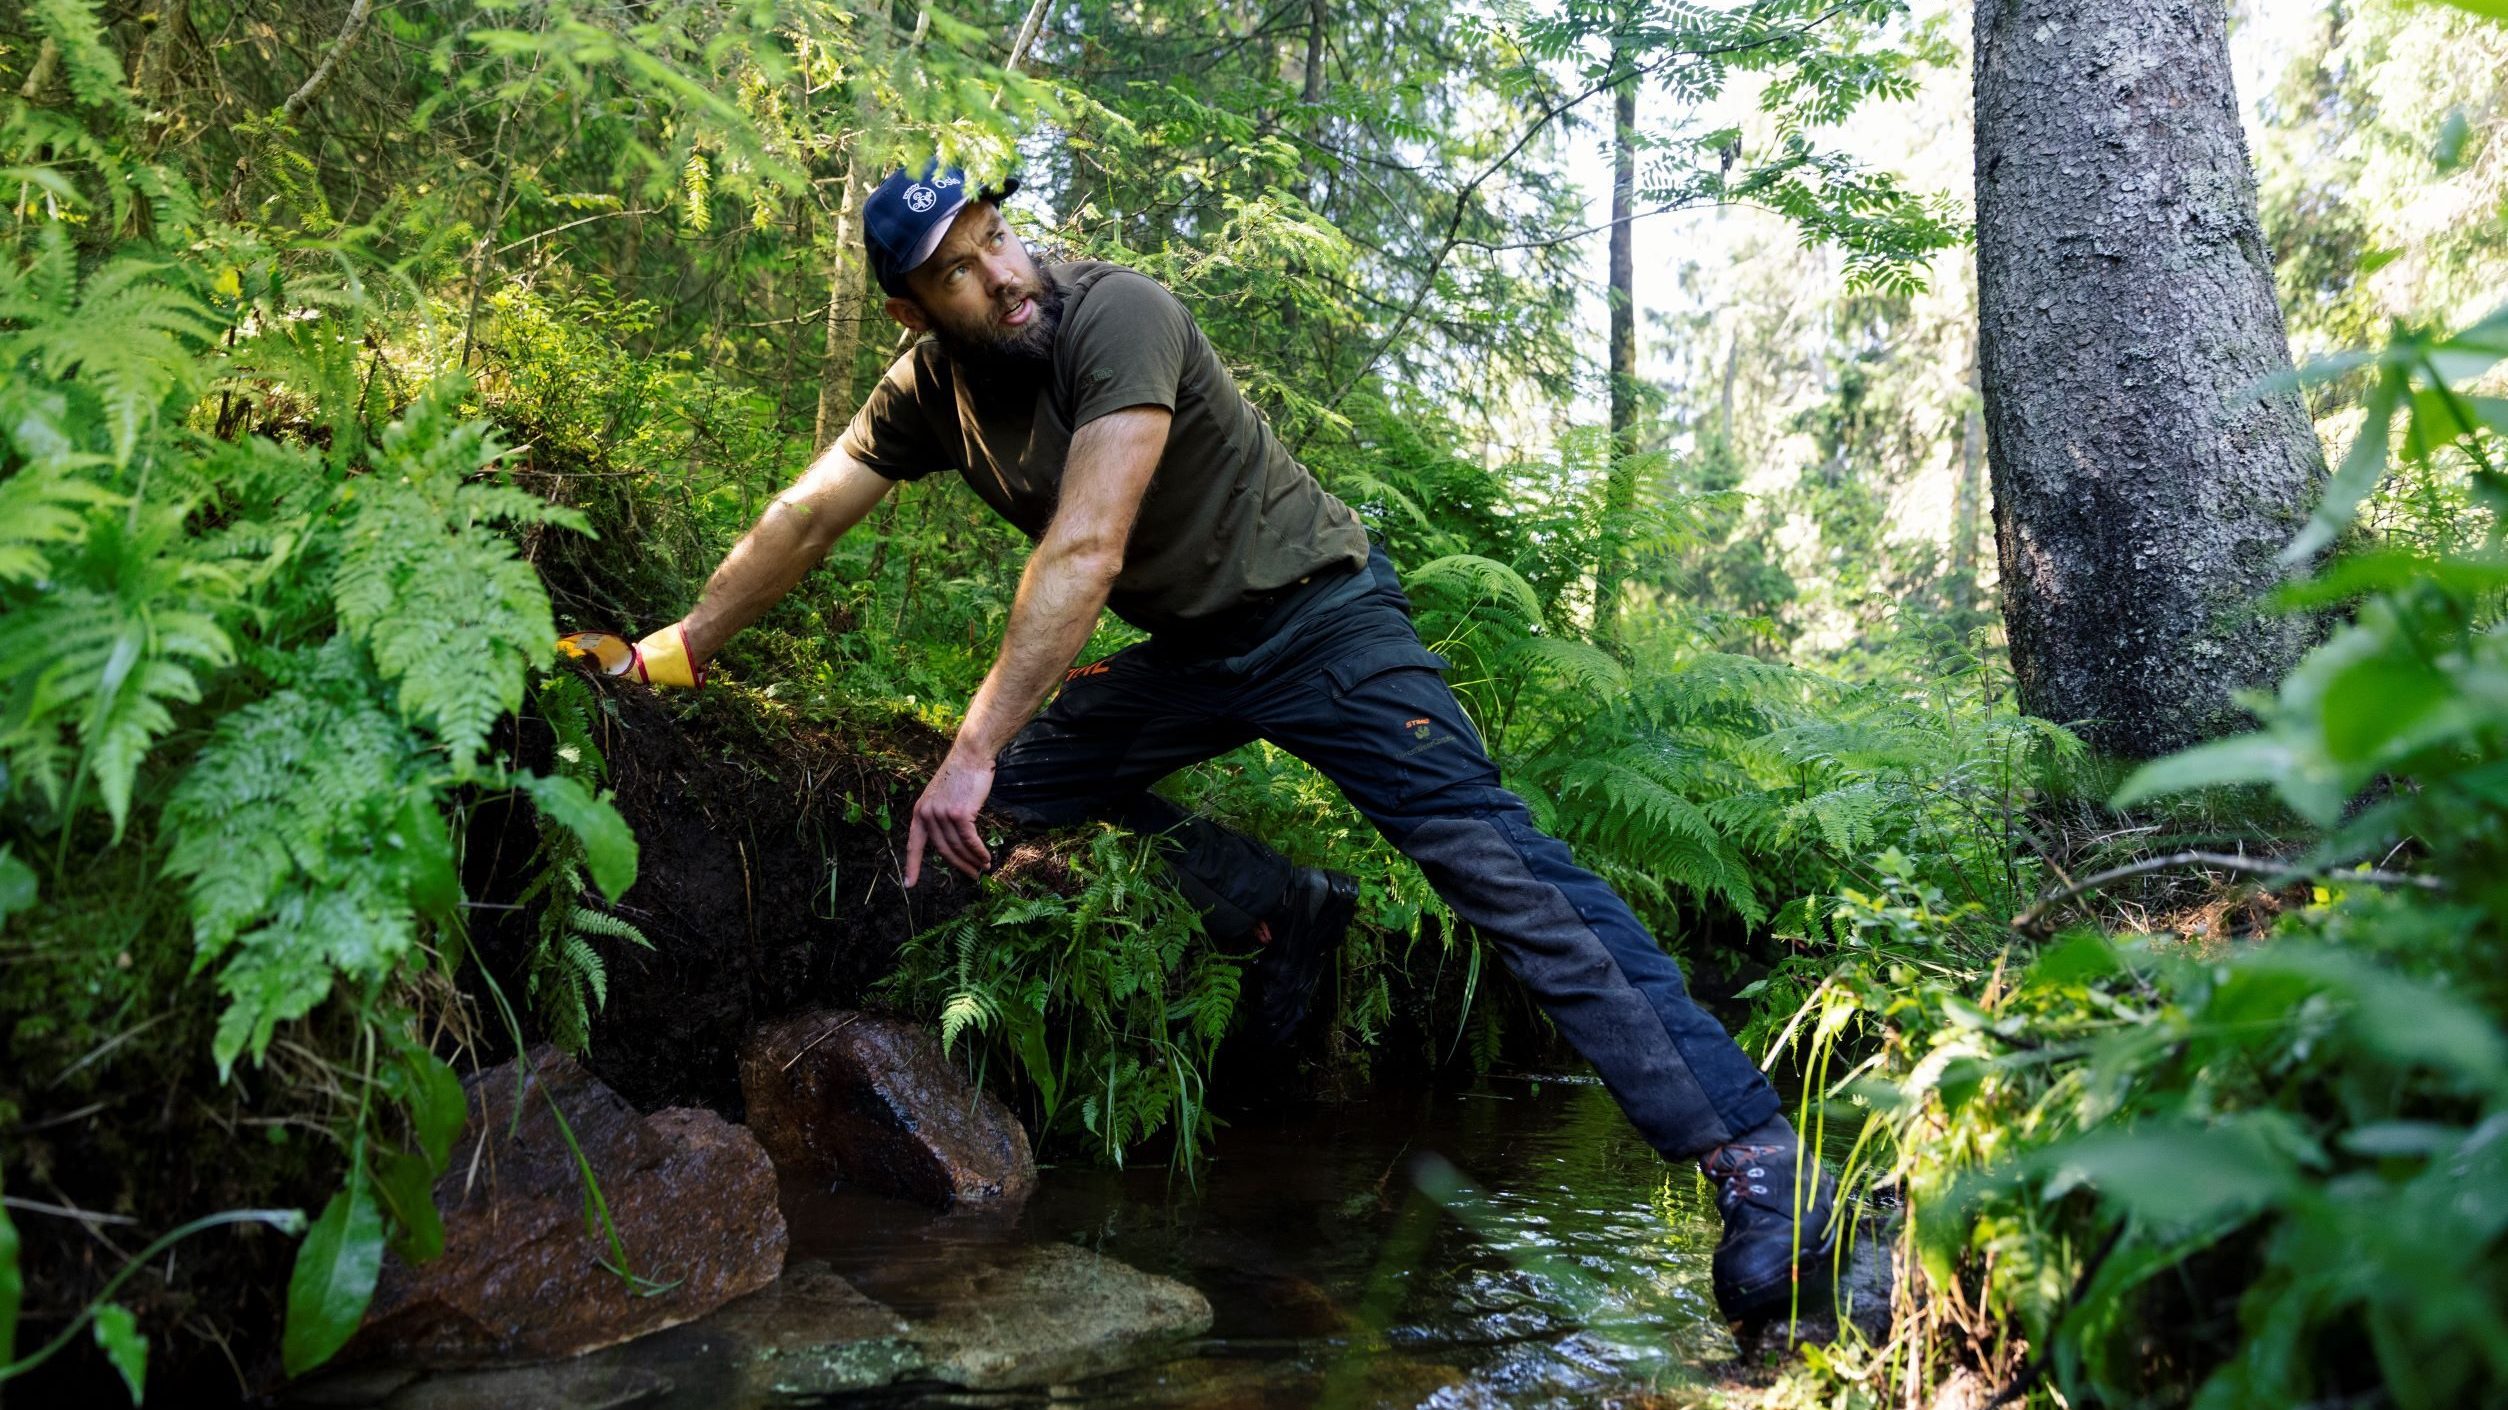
[{"xmin": 904, "ymin": 748, "xmax": 996, "ymax": 885}]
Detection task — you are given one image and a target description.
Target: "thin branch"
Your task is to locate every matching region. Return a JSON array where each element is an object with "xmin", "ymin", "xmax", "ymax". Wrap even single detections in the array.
[
  {"xmin": 2011, "ymin": 851, "xmax": 2441, "ymax": 936},
  {"xmin": 1006, "ymin": 0, "xmax": 1054, "ymax": 73},
  {"xmin": 281, "ymin": 0, "xmax": 377, "ymax": 122},
  {"xmin": 493, "ymin": 206, "xmax": 664, "ymax": 257},
  {"xmin": 2, "ymin": 1196, "xmax": 139, "ymax": 1226},
  {"xmin": 1309, "ymin": 7, "xmax": 1854, "ymax": 428}
]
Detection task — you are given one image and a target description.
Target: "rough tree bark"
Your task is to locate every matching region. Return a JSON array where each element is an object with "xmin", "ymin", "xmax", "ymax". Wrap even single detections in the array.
[
  {"xmin": 1973, "ymin": 0, "xmax": 2323, "ymax": 757},
  {"xmin": 1593, "ymin": 44, "xmax": 1641, "ymax": 640}
]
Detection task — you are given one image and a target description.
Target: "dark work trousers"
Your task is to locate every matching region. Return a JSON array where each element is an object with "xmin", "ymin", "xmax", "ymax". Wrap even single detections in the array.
[{"xmin": 989, "ymin": 544, "xmax": 1781, "ymax": 1160}]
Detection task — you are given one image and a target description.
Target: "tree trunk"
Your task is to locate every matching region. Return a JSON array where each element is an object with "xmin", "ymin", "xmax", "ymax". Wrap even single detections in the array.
[
  {"xmin": 1973, "ymin": 0, "xmax": 2322, "ymax": 758},
  {"xmin": 1593, "ymin": 48, "xmax": 1640, "ymax": 640},
  {"xmin": 812, "ymin": 152, "xmax": 870, "ymax": 453}
]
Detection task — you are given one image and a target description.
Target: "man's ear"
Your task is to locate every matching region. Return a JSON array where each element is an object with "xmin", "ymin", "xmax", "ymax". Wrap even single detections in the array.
[{"xmin": 884, "ymin": 296, "xmax": 928, "ymax": 332}]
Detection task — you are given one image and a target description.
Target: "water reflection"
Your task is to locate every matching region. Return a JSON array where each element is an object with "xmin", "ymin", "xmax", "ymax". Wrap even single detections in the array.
[{"xmin": 787, "ymin": 1073, "xmax": 1738, "ymax": 1407}]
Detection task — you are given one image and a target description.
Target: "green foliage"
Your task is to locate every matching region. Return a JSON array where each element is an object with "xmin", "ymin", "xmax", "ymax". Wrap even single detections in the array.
[
  {"xmin": 281, "ymin": 1163, "xmax": 384, "ymax": 1378},
  {"xmin": 0, "ymin": 96, "xmax": 612, "ymax": 1386},
  {"xmin": 882, "ymin": 828, "xmax": 1236, "ymax": 1171},
  {"xmin": 88, "ymin": 1302, "xmax": 143, "ymax": 1403},
  {"xmin": 164, "ymin": 645, "xmax": 429, "ymax": 1076},
  {"xmin": 1764, "ymin": 270, "xmax": 2508, "ymax": 1409},
  {"xmin": 511, "ymin": 675, "xmax": 650, "ymax": 1054}
]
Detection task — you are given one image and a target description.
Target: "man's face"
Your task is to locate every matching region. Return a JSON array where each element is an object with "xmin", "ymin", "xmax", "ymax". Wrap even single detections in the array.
[{"xmin": 889, "ymin": 203, "xmax": 1060, "ymax": 366}]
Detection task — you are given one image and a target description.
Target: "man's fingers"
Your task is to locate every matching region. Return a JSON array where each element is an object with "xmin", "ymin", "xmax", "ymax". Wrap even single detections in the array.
[
  {"xmin": 904, "ymin": 814, "xmax": 927, "ymax": 888},
  {"xmin": 953, "ymin": 813, "xmax": 991, "ymax": 875},
  {"xmin": 935, "ymin": 811, "xmax": 986, "ymax": 876}
]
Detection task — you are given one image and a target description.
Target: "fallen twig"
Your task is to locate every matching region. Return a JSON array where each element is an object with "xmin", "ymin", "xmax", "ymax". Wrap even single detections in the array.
[
  {"xmin": 2011, "ymin": 850, "xmax": 2441, "ymax": 936},
  {"xmin": 780, "ymin": 1014, "xmax": 860, "ymax": 1072}
]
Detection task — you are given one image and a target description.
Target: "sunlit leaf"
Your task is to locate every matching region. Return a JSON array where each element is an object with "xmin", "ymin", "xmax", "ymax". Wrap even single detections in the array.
[
  {"xmin": 2037, "ymin": 1118, "xmax": 2303, "ymax": 1226},
  {"xmin": 2112, "ymin": 733, "xmax": 2288, "ymax": 809},
  {"xmin": 522, "ymin": 774, "xmax": 640, "ymax": 902}
]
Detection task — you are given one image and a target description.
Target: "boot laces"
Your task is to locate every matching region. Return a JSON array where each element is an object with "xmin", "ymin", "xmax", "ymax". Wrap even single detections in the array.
[{"xmin": 1703, "ymin": 1141, "xmax": 1786, "ymax": 1200}]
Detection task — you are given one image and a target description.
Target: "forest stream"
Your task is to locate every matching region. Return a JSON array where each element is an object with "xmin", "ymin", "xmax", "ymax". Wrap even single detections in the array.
[{"xmin": 289, "ymin": 1075, "xmax": 1878, "ymax": 1410}]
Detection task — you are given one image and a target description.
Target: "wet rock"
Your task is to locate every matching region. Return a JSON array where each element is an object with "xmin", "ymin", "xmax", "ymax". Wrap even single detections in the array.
[
  {"xmin": 699, "ymin": 1260, "xmax": 921, "ymax": 1396},
  {"xmin": 906, "ymin": 1242, "xmax": 1213, "ymax": 1388},
  {"xmin": 739, "ymin": 1010, "xmax": 1036, "ymax": 1206},
  {"xmin": 350, "ymin": 1046, "xmax": 786, "ymax": 1364},
  {"xmin": 375, "ymin": 1362, "xmax": 672, "ymax": 1410}
]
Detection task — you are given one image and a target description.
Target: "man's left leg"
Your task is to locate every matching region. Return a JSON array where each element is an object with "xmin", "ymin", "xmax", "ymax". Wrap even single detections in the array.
[{"xmin": 1240, "ymin": 600, "xmax": 1839, "ymax": 1320}]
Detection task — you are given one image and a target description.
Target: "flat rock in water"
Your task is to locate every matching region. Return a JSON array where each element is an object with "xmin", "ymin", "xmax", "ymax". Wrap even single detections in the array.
[
  {"xmin": 348, "ymin": 1046, "xmax": 787, "ymax": 1365},
  {"xmin": 698, "ymin": 1260, "xmax": 922, "ymax": 1397},
  {"xmin": 739, "ymin": 1010, "xmax": 1036, "ymax": 1207},
  {"xmin": 904, "ymin": 1242, "xmax": 1215, "ymax": 1389}
]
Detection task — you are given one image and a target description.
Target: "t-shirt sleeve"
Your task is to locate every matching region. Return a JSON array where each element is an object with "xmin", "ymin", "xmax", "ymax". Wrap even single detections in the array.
[
  {"xmin": 1058, "ymin": 273, "xmax": 1193, "ymax": 431},
  {"xmin": 837, "ymin": 347, "xmax": 952, "ymax": 481}
]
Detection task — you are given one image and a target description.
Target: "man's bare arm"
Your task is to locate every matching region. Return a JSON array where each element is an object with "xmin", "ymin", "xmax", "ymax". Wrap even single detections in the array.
[
  {"xmin": 905, "ymin": 405, "xmax": 1171, "ymax": 883},
  {"xmin": 671, "ymin": 446, "xmax": 896, "ymax": 664}
]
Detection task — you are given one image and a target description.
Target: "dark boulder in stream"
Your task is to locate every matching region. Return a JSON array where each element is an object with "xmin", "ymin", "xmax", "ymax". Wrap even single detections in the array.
[
  {"xmin": 739, "ymin": 1010, "xmax": 1036, "ymax": 1206},
  {"xmin": 347, "ymin": 1046, "xmax": 787, "ymax": 1365}
]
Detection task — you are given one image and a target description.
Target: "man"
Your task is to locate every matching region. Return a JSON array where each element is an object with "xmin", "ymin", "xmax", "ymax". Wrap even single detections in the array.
[{"xmin": 631, "ymin": 165, "xmax": 1839, "ymax": 1322}]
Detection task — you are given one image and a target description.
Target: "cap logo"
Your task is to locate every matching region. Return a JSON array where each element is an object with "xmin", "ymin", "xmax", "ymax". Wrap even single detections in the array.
[
  {"xmin": 904, "ymin": 184, "xmax": 938, "ymax": 213},
  {"xmin": 933, "ymin": 172, "xmax": 962, "ymax": 188}
]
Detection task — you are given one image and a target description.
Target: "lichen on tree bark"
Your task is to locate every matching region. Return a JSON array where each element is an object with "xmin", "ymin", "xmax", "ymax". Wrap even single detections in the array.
[{"xmin": 1973, "ymin": 0, "xmax": 2324, "ymax": 758}]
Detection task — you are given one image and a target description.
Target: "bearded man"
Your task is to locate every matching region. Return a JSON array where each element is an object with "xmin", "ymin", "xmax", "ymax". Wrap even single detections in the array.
[{"xmin": 632, "ymin": 166, "xmax": 1840, "ymax": 1322}]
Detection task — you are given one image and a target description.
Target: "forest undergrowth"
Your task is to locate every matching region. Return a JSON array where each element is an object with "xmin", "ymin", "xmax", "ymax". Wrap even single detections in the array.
[{"xmin": 1, "ymin": 1, "xmax": 2504, "ymax": 1408}]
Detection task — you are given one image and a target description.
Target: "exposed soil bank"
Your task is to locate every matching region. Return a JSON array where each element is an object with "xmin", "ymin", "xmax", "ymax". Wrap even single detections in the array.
[{"xmin": 464, "ymin": 683, "xmax": 986, "ymax": 1116}]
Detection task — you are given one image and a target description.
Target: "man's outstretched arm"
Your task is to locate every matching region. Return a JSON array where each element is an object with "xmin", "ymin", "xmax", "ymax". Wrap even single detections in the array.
[
  {"xmin": 906, "ymin": 405, "xmax": 1171, "ymax": 884},
  {"xmin": 656, "ymin": 445, "xmax": 897, "ymax": 668}
]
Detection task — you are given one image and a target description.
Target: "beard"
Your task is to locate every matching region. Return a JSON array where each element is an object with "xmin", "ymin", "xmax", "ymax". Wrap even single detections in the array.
[{"xmin": 923, "ymin": 275, "xmax": 1066, "ymax": 375}]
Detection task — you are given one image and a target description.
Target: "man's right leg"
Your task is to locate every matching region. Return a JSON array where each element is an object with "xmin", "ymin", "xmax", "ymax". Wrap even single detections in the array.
[{"xmin": 988, "ymin": 643, "xmax": 1294, "ymax": 945}]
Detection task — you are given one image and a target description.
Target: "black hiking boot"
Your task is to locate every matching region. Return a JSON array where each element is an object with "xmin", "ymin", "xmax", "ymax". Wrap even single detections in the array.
[
  {"xmin": 1251, "ymin": 867, "xmax": 1359, "ymax": 1046},
  {"xmin": 1702, "ymin": 1114, "xmax": 1843, "ymax": 1324}
]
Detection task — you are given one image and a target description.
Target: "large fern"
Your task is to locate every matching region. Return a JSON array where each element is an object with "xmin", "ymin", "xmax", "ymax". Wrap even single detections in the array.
[
  {"xmin": 0, "ymin": 226, "xmax": 220, "ymax": 466},
  {"xmin": 331, "ymin": 380, "xmax": 589, "ymax": 774},
  {"xmin": 163, "ymin": 642, "xmax": 432, "ymax": 1075},
  {"xmin": 0, "ymin": 501, "xmax": 241, "ymax": 837}
]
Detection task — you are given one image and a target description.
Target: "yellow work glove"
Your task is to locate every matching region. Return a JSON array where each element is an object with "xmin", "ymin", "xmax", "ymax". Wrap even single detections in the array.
[
  {"xmin": 555, "ymin": 627, "xmax": 707, "ymax": 688},
  {"xmin": 631, "ymin": 624, "xmax": 705, "ymax": 688}
]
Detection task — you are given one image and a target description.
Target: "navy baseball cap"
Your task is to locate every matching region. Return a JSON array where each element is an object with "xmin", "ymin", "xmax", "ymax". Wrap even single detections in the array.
[{"xmin": 864, "ymin": 163, "xmax": 1021, "ymax": 296}]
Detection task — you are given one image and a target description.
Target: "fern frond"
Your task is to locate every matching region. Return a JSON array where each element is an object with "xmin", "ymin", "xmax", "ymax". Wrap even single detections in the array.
[
  {"xmin": 0, "ymin": 233, "xmax": 220, "ymax": 465},
  {"xmin": 332, "ymin": 382, "xmax": 567, "ymax": 770},
  {"xmin": 28, "ymin": 0, "xmax": 137, "ymax": 117},
  {"xmin": 0, "ymin": 465, "xmax": 117, "ymax": 582},
  {"xmin": 940, "ymin": 989, "xmax": 995, "ymax": 1054},
  {"xmin": 1509, "ymin": 634, "xmax": 1631, "ymax": 702},
  {"xmin": 567, "ymin": 906, "xmax": 652, "ymax": 949},
  {"xmin": 0, "ymin": 503, "xmax": 240, "ymax": 836},
  {"xmin": 1408, "ymin": 553, "xmax": 1546, "ymax": 627}
]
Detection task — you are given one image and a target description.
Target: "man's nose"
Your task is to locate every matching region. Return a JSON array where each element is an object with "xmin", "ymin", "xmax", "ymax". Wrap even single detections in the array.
[{"xmin": 980, "ymin": 252, "xmax": 1022, "ymax": 296}]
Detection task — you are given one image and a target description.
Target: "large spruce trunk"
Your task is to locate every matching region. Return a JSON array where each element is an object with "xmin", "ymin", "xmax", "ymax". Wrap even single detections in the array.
[{"xmin": 1972, "ymin": 0, "xmax": 2323, "ymax": 757}]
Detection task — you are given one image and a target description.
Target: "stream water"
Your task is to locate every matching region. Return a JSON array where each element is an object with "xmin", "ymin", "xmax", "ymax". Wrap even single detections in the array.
[
  {"xmin": 786, "ymin": 1072, "xmax": 1764, "ymax": 1408},
  {"xmin": 298, "ymin": 1074, "xmax": 1874, "ymax": 1410}
]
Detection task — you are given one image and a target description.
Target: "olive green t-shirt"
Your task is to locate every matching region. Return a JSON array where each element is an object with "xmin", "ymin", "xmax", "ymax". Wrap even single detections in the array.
[{"xmin": 836, "ymin": 260, "xmax": 1369, "ymax": 636}]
